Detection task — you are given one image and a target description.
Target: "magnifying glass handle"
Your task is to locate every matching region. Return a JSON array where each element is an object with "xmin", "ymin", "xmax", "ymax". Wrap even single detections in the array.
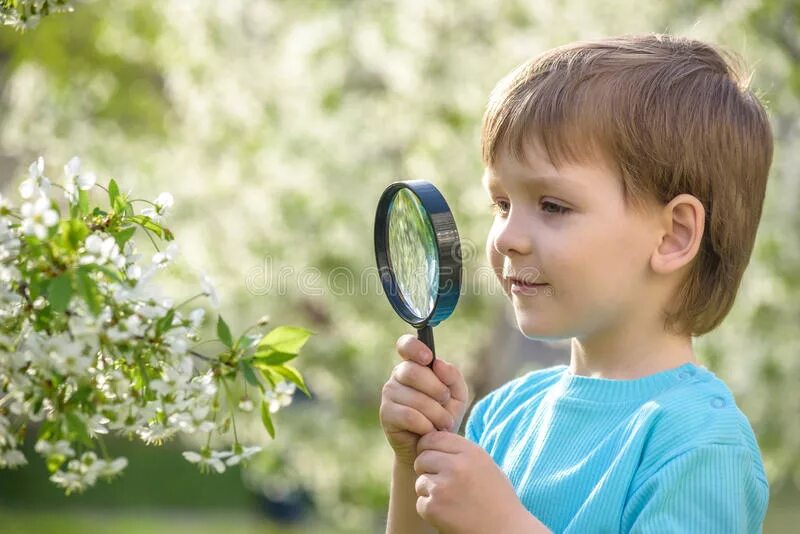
[{"xmin": 417, "ymin": 325, "xmax": 436, "ymax": 368}]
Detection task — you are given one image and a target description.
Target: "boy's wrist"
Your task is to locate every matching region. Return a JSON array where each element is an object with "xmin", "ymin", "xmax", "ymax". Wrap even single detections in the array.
[
  {"xmin": 393, "ymin": 455, "xmax": 416, "ymax": 470},
  {"xmin": 388, "ymin": 456, "xmax": 437, "ymax": 534}
]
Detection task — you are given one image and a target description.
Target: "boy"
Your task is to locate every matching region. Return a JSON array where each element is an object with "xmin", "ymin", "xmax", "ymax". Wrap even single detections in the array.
[{"xmin": 379, "ymin": 33, "xmax": 771, "ymax": 533}]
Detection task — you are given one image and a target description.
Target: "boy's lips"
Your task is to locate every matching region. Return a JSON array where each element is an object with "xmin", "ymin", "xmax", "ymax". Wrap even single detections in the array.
[
  {"xmin": 506, "ymin": 276, "xmax": 547, "ymax": 286},
  {"xmin": 507, "ymin": 277, "xmax": 550, "ymax": 295}
]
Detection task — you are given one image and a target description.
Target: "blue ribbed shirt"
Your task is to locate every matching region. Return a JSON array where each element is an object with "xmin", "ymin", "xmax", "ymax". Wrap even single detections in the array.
[{"xmin": 464, "ymin": 362, "xmax": 769, "ymax": 533}]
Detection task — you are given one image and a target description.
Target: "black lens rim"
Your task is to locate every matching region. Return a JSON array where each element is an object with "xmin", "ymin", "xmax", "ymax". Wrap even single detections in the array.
[{"xmin": 374, "ymin": 180, "xmax": 462, "ymax": 327}]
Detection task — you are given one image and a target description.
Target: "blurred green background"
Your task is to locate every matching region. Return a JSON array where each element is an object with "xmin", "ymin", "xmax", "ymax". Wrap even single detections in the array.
[{"xmin": 0, "ymin": 0, "xmax": 798, "ymax": 532}]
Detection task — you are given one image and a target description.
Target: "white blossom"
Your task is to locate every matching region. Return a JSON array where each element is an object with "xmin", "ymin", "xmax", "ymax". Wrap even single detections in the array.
[
  {"xmin": 0, "ymin": 449, "xmax": 27, "ymax": 468},
  {"xmin": 137, "ymin": 422, "xmax": 179, "ymax": 445},
  {"xmin": 45, "ymin": 333, "xmax": 94, "ymax": 376},
  {"xmin": 80, "ymin": 234, "xmax": 125, "ymax": 269},
  {"xmin": 200, "ymin": 272, "xmax": 219, "ymax": 308},
  {"xmin": 18, "ymin": 157, "xmax": 50, "ymax": 200},
  {"xmin": 87, "ymin": 414, "xmax": 110, "ymax": 437},
  {"xmin": 63, "ymin": 156, "xmax": 97, "ymax": 204},
  {"xmin": 264, "ymin": 381, "xmax": 296, "ymax": 413},
  {"xmin": 141, "ymin": 192, "xmax": 174, "ymax": 223},
  {"xmin": 184, "ymin": 309, "xmax": 204, "ymax": 333},
  {"xmin": 224, "ymin": 445, "xmax": 262, "ymax": 466},
  {"xmin": 35, "ymin": 439, "xmax": 75, "ymax": 458},
  {"xmin": 49, "ymin": 469, "xmax": 89, "ymax": 494},
  {"xmin": 152, "ymin": 242, "xmax": 179, "ymax": 266},
  {"xmin": 126, "ymin": 264, "xmax": 142, "ymax": 280},
  {"xmin": 0, "ymin": 220, "xmax": 21, "ymax": 262},
  {"xmin": 20, "ymin": 197, "xmax": 58, "ymax": 239},
  {"xmin": 182, "ymin": 449, "xmax": 231, "ymax": 474},
  {"xmin": 97, "ymin": 456, "xmax": 128, "ymax": 479}
]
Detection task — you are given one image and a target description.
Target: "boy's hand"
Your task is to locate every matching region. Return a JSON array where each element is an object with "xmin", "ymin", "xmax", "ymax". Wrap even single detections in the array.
[
  {"xmin": 414, "ymin": 431, "xmax": 551, "ymax": 534},
  {"xmin": 379, "ymin": 334, "xmax": 469, "ymax": 467}
]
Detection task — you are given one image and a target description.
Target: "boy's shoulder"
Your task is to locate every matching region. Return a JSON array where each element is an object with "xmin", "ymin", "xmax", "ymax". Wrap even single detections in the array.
[{"xmin": 634, "ymin": 366, "xmax": 768, "ymax": 486}]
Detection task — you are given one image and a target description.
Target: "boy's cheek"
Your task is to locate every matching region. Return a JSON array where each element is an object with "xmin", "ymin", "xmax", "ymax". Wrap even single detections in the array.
[{"xmin": 485, "ymin": 239, "xmax": 505, "ymax": 279}]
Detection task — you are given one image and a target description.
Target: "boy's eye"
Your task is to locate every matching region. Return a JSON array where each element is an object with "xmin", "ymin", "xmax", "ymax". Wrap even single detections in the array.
[
  {"xmin": 541, "ymin": 200, "xmax": 571, "ymax": 215},
  {"xmin": 489, "ymin": 199, "xmax": 570, "ymax": 216},
  {"xmin": 488, "ymin": 200, "xmax": 510, "ymax": 216}
]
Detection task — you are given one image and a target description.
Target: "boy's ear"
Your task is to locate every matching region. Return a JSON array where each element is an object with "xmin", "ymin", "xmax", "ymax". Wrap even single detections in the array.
[{"xmin": 650, "ymin": 193, "xmax": 706, "ymax": 275}]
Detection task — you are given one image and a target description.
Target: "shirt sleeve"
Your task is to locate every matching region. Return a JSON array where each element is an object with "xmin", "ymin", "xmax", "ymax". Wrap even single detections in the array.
[{"xmin": 621, "ymin": 444, "xmax": 769, "ymax": 534}]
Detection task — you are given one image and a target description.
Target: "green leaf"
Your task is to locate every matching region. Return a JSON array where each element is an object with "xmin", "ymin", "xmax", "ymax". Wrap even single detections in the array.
[
  {"xmin": 236, "ymin": 333, "xmax": 260, "ymax": 351},
  {"xmin": 57, "ymin": 219, "xmax": 90, "ymax": 250},
  {"xmin": 258, "ymin": 367, "xmax": 277, "ymax": 389},
  {"xmin": 68, "ymin": 384, "xmax": 94, "ymax": 405},
  {"xmin": 65, "ymin": 412, "xmax": 93, "ymax": 448},
  {"xmin": 239, "ymin": 360, "xmax": 262, "ymax": 390},
  {"xmin": 252, "ymin": 350, "xmax": 297, "ymax": 366},
  {"xmin": 111, "ymin": 226, "xmax": 136, "ymax": 249},
  {"xmin": 127, "ymin": 215, "xmax": 175, "ymax": 242},
  {"xmin": 78, "ymin": 190, "xmax": 90, "ymax": 216},
  {"xmin": 38, "ymin": 421, "xmax": 58, "ymax": 442},
  {"xmin": 108, "ymin": 179, "xmax": 124, "ymax": 212},
  {"xmin": 270, "ymin": 364, "xmax": 311, "ymax": 398},
  {"xmin": 47, "ymin": 273, "xmax": 73, "ymax": 313},
  {"xmin": 260, "ymin": 400, "xmax": 275, "ymax": 439},
  {"xmin": 257, "ymin": 326, "xmax": 312, "ymax": 354},
  {"xmin": 156, "ymin": 309, "xmax": 175, "ymax": 337},
  {"xmin": 31, "ymin": 395, "xmax": 44, "ymax": 415},
  {"xmin": 75, "ymin": 267, "xmax": 102, "ymax": 316},
  {"xmin": 216, "ymin": 315, "xmax": 233, "ymax": 348},
  {"xmin": 27, "ymin": 275, "xmax": 45, "ymax": 300}
]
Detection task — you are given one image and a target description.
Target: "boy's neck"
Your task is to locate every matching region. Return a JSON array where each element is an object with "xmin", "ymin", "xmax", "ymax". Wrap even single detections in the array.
[{"xmin": 568, "ymin": 324, "xmax": 697, "ymax": 380}]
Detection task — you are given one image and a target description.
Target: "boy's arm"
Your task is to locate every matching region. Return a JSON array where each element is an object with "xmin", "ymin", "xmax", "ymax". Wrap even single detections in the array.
[{"xmin": 386, "ymin": 458, "xmax": 437, "ymax": 534}]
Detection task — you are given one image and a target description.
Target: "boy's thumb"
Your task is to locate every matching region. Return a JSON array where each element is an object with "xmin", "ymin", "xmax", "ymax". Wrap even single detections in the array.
[{"xmin": 432, "ymin": 358, "xmax": 468, "ymax": 403}]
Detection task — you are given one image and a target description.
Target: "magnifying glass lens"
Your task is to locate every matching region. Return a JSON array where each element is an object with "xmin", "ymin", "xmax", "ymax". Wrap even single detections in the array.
[{"xmin": 387, "ymin": 189, "xmax": 439, "ymax": 320}]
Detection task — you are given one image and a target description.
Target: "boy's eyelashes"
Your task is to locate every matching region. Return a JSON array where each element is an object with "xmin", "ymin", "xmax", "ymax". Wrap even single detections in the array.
[{"xmin": 488, "ymin": 198, "xmax": 572, "ymax": 216}]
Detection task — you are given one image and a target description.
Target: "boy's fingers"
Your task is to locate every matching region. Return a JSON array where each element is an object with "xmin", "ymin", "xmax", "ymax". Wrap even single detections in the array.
[
  {"xmin": 432, "ymin": 359, "xmax": 468, "ymax": 403},
  {"xmin": 383, "ymin": 381, "xmax": 455, "ymax": 432},
  {"xmin": 391, "ymin": 361, "xmax": 451, "ymax": 406},
  {"xmin": 396, "ymin": 334, "xmax": 433, "ymax": 365}
]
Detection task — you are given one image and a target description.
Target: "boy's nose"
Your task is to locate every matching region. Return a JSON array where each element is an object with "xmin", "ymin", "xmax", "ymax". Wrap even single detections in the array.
[{"xmin": 492, "ymin": 216, "xmax": 533, "ymax": 257}]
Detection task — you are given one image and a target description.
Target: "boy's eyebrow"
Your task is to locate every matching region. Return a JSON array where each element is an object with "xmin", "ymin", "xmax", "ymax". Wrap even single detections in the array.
[{"xmin": 482, "ymin": 171, "xmax": 574, "ymax": 189}]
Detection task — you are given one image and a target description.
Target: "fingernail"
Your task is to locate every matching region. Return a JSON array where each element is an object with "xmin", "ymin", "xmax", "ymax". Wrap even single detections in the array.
[{"xmin": 418, "ymin": 350, "xmax": 430, "ymax": 364}]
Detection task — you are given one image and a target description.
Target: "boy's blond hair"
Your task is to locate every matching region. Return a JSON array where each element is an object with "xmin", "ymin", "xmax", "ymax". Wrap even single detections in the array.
[{"xmin": 481, "ymin": 33, "xmax": 773, "ymax": 337}]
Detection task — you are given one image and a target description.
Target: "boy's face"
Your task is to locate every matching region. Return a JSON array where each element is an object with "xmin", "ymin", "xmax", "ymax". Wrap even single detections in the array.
[{"xmin": 483, "ymin": 140, "xmax": 662, "ymax": 340}]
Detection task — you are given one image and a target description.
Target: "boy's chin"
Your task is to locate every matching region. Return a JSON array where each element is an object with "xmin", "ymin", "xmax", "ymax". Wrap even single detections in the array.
[{"xmin": 515, "ymin": 315, "xmax": 570, "ymax": 341}]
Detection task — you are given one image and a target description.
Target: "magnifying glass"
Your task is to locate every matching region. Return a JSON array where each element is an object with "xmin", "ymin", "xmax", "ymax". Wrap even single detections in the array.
[{"xmin": 374, "ymin": 180, "xmax": 462, "ymax": 369}]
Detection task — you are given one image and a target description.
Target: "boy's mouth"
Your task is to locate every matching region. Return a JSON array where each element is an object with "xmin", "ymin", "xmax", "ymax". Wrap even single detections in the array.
[
  {"xmin": 507, "ymin": 276, "xmax": 547, "ymax": 286},
  {"xmin": 507, "ymin": 277, "xmax": 549, "ymax": 294}
]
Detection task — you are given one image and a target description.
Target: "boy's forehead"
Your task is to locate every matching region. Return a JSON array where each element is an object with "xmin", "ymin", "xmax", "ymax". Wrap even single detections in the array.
[
  {"xmin": 482, "ymin": 142, "xmax": 622, "ymax": 195},
  {"xmin": 481, "ymin": 165, "xmax": 580, "ymax": 191},
  {"xmin": 484, "ymin": 140, "xmax": 569, "ymax": 186}
]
